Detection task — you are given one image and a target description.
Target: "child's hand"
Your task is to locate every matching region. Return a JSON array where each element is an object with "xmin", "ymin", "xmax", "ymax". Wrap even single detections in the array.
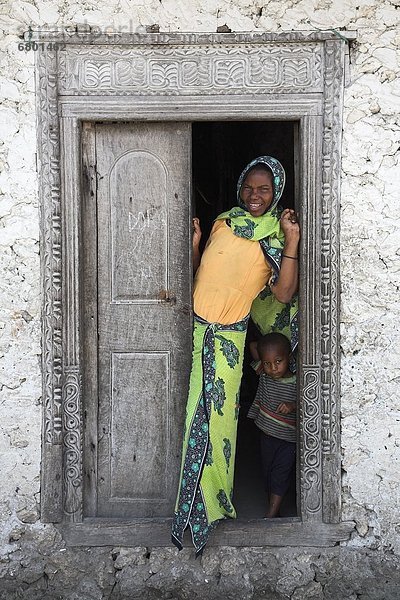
[
  {"xmin": 249, "ymin": 341, "xmax": 260, "ymax": 361},
  {"xmin": 255, "ymin": 361, "xmax": 263, "ymax": 375},
  {"xmin": 277, "ymin": 401, "xmax": 296, "ymax": 414}
]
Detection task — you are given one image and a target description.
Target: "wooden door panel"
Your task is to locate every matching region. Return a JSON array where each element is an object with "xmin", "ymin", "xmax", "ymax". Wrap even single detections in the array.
[
  {"xmin": 109, "ymin": 150, "xmax": 168, "ymax": 302},
  {"xmin": 108, "ymin": 352, "xmax": 169, "ymax": 501},
  {"xmin": 83, "ymin": 122, "xmax": 191, "ymax": 518}
]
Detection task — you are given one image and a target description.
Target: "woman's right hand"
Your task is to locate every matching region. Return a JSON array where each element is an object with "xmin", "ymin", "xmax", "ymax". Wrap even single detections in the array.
[
  {"xmin": 193, "ymin": 217, "xmax": 202, "ymax": 249},
  {"xmin": 192, "ymin": 218, "xmax": 202, "ymax": 273}
]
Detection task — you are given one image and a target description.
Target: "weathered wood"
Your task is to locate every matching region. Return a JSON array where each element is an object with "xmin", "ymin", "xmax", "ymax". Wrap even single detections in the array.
[
  {"xmin": 60, "ymin": 96, "xmax": 324, "ymax": 121},
  {"xmin": 321, "ymin": 39, "xmax": 346, "ymax": 524},
  {"xmin": 40, "ymin": 445, "xmax": 63, "ymax": 522},
  {"xmin": 298, "ymin": 115, "xmax": 324, "ymax": 521},
  {"xmin": 91, "ymin": 122, "xmax": 191, "ymax": 518},
  {"xmin": 81, "ymin": 122, "xmax": 99, "ymax": 517},
  {"xmin": 60, "ymin": 117, "xmax": 84, "ymax": 522},
  {"xmin": 60, "ymin": 519, "xmax": 355, "ymax": 548},
  {"xmin": 29, "ymin": 30, "xmax": 358, "ymax": 45},
  {"xmin": 36, "ymin": 48, "xmax": 63, "ymax": 524}
]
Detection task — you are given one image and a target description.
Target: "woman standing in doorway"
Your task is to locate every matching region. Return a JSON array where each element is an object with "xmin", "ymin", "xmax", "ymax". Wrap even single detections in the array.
[{"xmin": 171, "ymin": 156, "xmax": 300, "ymax": 555}]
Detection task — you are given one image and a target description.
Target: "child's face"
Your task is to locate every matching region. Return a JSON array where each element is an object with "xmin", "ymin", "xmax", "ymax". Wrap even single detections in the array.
[{"xmin": 259, "ymin": 344, "xmax": 291, "ymax": 379}]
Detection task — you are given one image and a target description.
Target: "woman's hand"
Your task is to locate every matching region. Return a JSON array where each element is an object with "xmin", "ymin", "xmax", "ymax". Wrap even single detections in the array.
[
  {"xmin": 280, "ymin": 209, "xmax": 300, "ymax": 244},
  {"xmin": 192, "ymin": 218, "xmax": 202, "ymax": 273},
  {"xmin": 270, "ymin": 208, "xmax": 300, "ymax": 304},
  {"xmin": 193, "ymin": 217, "xmax": 202, "ymax": 249}
]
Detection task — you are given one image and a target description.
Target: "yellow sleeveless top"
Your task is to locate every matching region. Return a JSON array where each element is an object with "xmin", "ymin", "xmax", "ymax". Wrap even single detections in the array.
[{"xmin": 193, "ymin": 220, "xmax": 271, "ymax": 325}]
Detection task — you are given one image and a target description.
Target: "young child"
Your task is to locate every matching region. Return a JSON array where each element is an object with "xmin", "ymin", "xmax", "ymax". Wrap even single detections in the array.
[{"xmin": 247, "ymin": 332, "xmax": 296, "ymax": 518}]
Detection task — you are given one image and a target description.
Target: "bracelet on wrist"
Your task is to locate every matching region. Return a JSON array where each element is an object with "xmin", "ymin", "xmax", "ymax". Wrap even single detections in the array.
[{"xmin": 282, "ymin": 254, "xmax": 298, "ymax": 260}]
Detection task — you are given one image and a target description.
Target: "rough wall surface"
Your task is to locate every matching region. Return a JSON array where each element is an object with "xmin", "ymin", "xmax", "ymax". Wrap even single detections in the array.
[{"xmin": 0, "ymin": 0, "xmax": 399, "ymax": 598}]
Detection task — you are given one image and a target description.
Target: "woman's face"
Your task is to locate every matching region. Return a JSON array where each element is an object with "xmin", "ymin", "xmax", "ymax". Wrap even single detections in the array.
[{"xmin": 240, "ymin": 168, "xmax": 274, "ymax": 217}]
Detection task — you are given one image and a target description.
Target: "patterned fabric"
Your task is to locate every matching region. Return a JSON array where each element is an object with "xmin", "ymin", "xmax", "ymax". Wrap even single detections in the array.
[
  {"xmin": 247, "ymin": 374, "xmax": 297, "ymax": 443},
  {"xmin": 250, "ymin": 275, "xmax": 299, "ymax": 352},
  {"xmin": 215, "ymin": 206, "xmax": 282, "ymax": 243},
  {"xmin": 172, "ymin": 314, "xmax": 248, "ymax": 555}
]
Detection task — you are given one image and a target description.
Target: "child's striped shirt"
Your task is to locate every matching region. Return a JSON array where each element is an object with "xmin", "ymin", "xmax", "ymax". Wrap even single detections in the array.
[{"xmin": 247, "ymin": 373, "xmax": 297, "ymax": 442}]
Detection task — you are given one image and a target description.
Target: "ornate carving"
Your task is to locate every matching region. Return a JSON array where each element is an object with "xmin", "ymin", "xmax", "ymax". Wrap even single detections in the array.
[
  {"xmin": 36, "ymin": 49, "xmax": 63, "ymax": 445},
  {"xmin": 321, "ymin": 40, "xmax": 343, "ymax": 458},
  {"xmin": 63, "ymin": 369, "xmax": 83, "ymax": 519},
  {"xmin": 58, "ymin": 45, "xmax": 323, "ymax": 96},
  {"xmin": 318, "ymin": 39, "xmax": 344, "ymax": 523},
  {"xmin": 300, "ymin": 366, "xmax": 322, "ymax": 516},
  {"xmin": 31, "ymin": 30, "xmax": 355, "ymax": 45}
]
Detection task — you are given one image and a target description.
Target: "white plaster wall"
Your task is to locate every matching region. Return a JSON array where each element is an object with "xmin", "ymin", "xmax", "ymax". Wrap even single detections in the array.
[{"xmin": 0, "ymin": 0, "xmax": 399, "ymax": 558}]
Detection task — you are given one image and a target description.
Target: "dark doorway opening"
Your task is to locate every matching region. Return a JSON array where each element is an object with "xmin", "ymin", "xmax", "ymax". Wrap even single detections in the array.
[{"xmin": 192, "ymin": 121, "xmax": 298, "ymax": 518}]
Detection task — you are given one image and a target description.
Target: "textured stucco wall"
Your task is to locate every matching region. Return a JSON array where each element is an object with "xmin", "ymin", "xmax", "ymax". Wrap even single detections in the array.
[{"xmin": 0, "ymin": 0, "xmax": 399, "ymax": 598}]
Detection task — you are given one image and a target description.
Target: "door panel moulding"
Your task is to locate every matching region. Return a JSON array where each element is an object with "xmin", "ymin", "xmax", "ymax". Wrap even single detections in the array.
[{"xmin": 35, "ymin": 30, "xmax": 355, "ymax": 545}]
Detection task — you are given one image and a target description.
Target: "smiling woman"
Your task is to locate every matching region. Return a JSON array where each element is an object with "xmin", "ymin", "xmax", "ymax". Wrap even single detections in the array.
[
  {"xmin": 240, "ymin": 168, "xmax": 274, "ymax": 217},
  {"xmin": 171, "ymin": 156, "xmax": 300, "ymax": 555}
]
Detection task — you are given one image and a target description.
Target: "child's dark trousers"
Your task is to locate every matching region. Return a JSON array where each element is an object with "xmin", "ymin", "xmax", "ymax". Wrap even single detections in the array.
[{"xmin": 260, "ymin": 433, "xmax": 296, "ymax": 496}]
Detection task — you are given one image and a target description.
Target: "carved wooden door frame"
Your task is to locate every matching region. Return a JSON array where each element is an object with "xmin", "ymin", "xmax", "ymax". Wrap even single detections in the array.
[{"xmin": 35, "ymin": 30, "xmax": 355, "ymax": 546}]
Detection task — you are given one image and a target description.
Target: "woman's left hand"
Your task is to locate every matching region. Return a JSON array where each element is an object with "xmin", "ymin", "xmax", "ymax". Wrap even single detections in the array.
[
  {"xmin": 280, "ymin": 209, "xmax": 300, "ymax": 241},
  {"xmin": 270, "ymin": 208, "xmax": 300, "ymax": 303}
]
